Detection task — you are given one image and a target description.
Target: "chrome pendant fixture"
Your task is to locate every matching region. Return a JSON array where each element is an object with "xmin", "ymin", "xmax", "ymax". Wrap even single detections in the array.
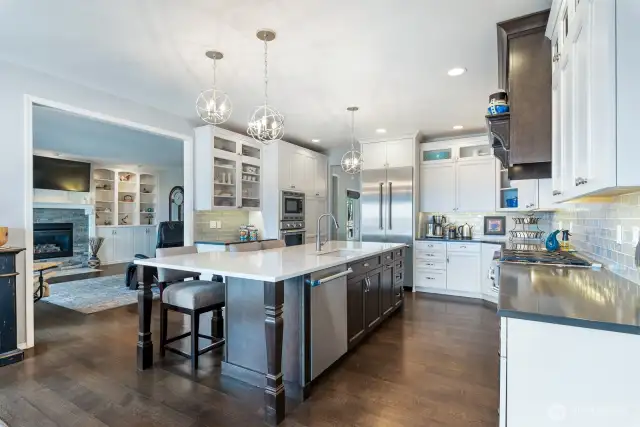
[
  {"xmin": 247, "ymin": 29, "xmax": 284, "ymax": 145},
  {"xmin": 341, "ymin": 106, "xmax": 363, "ymax": 174},
  {"xmin": 196, "ymin": 51, "xmax": 232, "ymax": 125}
]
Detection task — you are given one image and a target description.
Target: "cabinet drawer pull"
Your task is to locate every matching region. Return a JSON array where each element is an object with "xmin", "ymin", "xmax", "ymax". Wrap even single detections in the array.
[
  {"xmin": 426, "ymin": 276, "xmax": 435, "ymax": 280},
  {"xmin": 385, "ymin": 255, "xmax": 391, "ymax": 260},
  {"xmin": 552, "ymin": 190, "xmax": 562, "ymax": 196},
  {"xmin": 363, "ymin": 263, "xmax": 369, "ymax": 267},
  {"xmin": 427, "ymin": 244, "xmax": 433, "ymax": 247},
  {"xmin": 460, "ymin": 245, "xmax": 466, "ymax": 249}
]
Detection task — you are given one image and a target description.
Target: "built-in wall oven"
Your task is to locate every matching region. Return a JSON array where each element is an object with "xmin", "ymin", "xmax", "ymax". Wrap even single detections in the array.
[
  {"xmin": 280, "ymin": 223, "xmax": 306, "ymax": 246},
  {"xmin": 280, "ymin": 191, "xmax": 306, "ymax": 246},
  {"xmin": 281, "ymin": 191, "xmax": 305, "ymax": 221}
]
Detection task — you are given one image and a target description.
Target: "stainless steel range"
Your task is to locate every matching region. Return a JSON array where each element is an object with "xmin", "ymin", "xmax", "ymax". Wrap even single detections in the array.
[
  {"xmin": 500, "ymin": 250, "xmax": 591, "ymax": 267},
  {"xmin": 491, "ymin": 250, "xmax": 592, "ymax": 293}
]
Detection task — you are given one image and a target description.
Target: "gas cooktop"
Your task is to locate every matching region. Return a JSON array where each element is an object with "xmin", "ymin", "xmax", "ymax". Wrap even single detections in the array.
[{"xmin": 500, "ymin": 250, "xmax": 591, "ymax": 267}]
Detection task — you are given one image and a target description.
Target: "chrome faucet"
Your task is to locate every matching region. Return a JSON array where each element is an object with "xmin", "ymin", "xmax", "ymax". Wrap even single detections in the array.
[{"xmin": 316, "ymin": 213, "xmax": 339, "ymax": 252}]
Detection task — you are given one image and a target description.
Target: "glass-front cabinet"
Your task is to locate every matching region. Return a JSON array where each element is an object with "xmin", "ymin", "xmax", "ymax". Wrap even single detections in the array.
[{"xmin": 194, "ymin": 126, "xmax": 262, "ymax": 211}]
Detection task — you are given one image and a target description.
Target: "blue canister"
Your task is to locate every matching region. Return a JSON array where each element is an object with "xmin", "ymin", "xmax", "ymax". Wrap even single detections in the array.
[{"xmin": 488, "ymin": 90, "xmax": 510, "ymax": 115}]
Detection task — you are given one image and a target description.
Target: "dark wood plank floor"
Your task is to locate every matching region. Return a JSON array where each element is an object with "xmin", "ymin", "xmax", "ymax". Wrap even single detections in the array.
[{"xmin": 0, "ymin": 293, "xmax": 499, "ymax": 427}]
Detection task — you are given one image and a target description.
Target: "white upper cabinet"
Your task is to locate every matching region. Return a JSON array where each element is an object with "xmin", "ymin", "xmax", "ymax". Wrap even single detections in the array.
[
  {"xmin": 547, "ymin": 0, "xmax": 637, "ymax": 200},
  {"xmin": 456, "ymin": 159, "xmax": 496, "ymax": 212},
  {"xmin": 361, "ymin": 142, "xmax": 387, "ymax": 170},
  {"xmin": 311, "ymin": 156, "xmax": 327, "ymax": 198},
  {"xmin": 419, "ymin": 138, "xmax": 495, "ymax": 213},
  {"xmin": 268, "ymin": 140, "xmax": 327, "ymax": 195},
  {"xmin": 385, "ymin": 139, "xmax": 414, "ymax": 168},
  {"xmin": 420, "ymin": 163, "xmax": 456, "ymax": 213},
  {"xmin": 361, "ymin": 138, "xmax": 414, "ymax": 170},
  {"xmin": 194, "ymin": 126, "xmax": 262, "ymax": 211}
]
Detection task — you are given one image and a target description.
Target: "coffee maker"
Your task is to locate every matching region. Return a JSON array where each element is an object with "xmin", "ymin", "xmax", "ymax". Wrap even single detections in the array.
[{"xmin": 431, "ymin": 215, "xmax": 446, "ymax": 237}]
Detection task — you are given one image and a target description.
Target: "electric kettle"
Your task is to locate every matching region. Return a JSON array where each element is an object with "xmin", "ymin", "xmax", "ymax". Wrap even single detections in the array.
[{"xmin": 458, "ymin": 223, "xmax": 474, "ymax": 239}]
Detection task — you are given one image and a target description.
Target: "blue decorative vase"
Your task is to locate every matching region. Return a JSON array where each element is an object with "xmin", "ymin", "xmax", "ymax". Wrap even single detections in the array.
[
  {"xmin": 88, "ymin": 255, "xmax": 101, "ymax": 268},
  {"xmin": 545, "ymin": 230, "xmax": 561, "ymax": 252}
]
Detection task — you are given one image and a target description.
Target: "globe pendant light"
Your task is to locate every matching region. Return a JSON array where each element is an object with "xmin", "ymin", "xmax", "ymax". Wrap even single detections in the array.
[
  {"xmin": 341, "ymin": 106, "xmax": 363, "ymax": 174},
  {"xmin": 196, "ymin": 51, "xmax": 232, "ymax": 125},
  {"xmin": 247, "ymin": 29, "xmax": 284, "ymax": 145}
]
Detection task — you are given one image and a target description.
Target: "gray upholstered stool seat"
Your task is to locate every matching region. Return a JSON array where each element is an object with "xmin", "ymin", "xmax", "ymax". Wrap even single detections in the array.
[
  {"xmin": 162, "ymin": 280, "xmax": 225, "ymax": 310},
  {"xmin": 156, "ymin": 245, "xmax": 225, "ymax": 371}
]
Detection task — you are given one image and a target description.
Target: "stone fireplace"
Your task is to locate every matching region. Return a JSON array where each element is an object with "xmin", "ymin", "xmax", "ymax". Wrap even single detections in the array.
[{"xmin": 33, "ymin": 207, "xmax": 90, "ymax": 266}]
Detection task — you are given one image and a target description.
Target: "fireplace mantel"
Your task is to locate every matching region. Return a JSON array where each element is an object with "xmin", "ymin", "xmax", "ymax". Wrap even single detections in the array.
[
  {"xmin": 33, "ymin": 203, "xmax": 96, "ymax": 238},
  {"xmin": 33, "ymin": 202, "xmax": 94, "ymax": 214}
]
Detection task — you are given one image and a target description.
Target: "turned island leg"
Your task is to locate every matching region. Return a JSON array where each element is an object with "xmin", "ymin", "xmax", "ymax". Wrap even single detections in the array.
[
  {"xmin": 137, "ymin": 265, "xmax": 154, "ymax": 370},
  {"xmin": 264, "ymin": 280, "xmax": 285, "ymax": 426}
]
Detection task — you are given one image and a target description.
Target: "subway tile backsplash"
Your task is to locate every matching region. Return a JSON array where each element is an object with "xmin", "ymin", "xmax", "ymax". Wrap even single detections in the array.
[
  {"xmin": 552, "ymin": 192, "xmax": 640, "ymax": 284},
  {"xmin": 194, "ymin": 211, "xmax": 249, "ymax": 242},
  {"xmin": 418, "ymin": 211, "xmax": 554, "ymax": 239}
]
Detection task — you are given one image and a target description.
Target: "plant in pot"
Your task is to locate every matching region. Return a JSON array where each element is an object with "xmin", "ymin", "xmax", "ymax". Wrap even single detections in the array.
[{"xmin": 88, "ymin": 237, "xmax": 104, "ymax": 268}]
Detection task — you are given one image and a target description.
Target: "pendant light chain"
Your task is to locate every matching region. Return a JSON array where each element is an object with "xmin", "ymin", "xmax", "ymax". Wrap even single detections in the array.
[
  {"xmin": 247, "ymin": 29, "xmax": 284, "ymax": 144},
  {"xmin": 263, "ymin": 37, "xmax": 269, "ymax": 105},
  {"xmin": 196, "ymin": 51, "xmax": 232, "ymax": 125}
]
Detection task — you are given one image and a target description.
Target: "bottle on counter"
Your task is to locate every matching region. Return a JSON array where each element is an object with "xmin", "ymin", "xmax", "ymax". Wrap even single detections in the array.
[
  {"xmin": 247, "ymin": 224, "xmax": 259, "ymax": 241},
  {"xmin": 239, "ymin": 225, "xmax": 248, "ymax": 242}
]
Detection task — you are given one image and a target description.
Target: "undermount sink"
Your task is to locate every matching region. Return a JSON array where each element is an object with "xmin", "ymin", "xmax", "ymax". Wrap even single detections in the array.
[{"xmin": 316, "ymin": 249, "xmax": 364, "ymax": 257}]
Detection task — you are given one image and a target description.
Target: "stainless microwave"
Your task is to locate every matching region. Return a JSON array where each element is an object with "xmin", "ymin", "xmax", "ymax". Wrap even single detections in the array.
[{"xmin": 281, "ymin": 191, "xmax": 305, "ymax": 221}]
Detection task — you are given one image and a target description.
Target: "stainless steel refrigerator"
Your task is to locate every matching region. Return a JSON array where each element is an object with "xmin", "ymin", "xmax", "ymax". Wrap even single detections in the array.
[{"xmin": 361, "ymin": 167, "xmax": 413, "ymax": 288}]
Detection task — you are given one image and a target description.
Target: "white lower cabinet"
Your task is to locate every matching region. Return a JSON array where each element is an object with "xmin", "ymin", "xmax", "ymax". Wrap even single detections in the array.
[
  {"xmin": 133, "ymin": 226, "xmax": 157, "ymax": 258},
  {"xmin": 415, "ymin": 240, "xmax": 497, "ymax": 299},
  {"xmin": 96, "ymin": 226, "xmax": 156, "ymax": 264},
  {"xmin": 446, "ymin": 251, "xmax": 481, "ymax": 294},
  {"xmin": 503, "ymin": 317, "xmax": 640, "ymax": 426}
]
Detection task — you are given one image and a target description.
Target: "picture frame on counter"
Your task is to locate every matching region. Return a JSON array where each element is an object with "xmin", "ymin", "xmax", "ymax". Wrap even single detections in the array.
[{"xmin": 484, "ymin": 216, "xmax": 506, "ymax": 236}]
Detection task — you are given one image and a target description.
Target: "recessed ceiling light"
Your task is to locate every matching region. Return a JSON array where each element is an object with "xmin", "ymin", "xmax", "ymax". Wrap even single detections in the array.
[
  {"xmin": 311, "ymin": 139, "xmax": 321, "ymax": 143},
  {"xmin": 376, "ymin": 128, "xmax": 387, "ymax": 134},
  {"xmin": 447, "ymin": 67, "xmax": 467, "ymax": 76},
  {"xmin": 453, "ymin": 125, "xmax": 464, "ymax": 130}
]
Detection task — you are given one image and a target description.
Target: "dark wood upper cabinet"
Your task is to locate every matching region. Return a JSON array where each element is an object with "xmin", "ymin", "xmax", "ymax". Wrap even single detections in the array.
[{"xmin": 496, "ymin": 10, "xmax": 552, "ymax": 178}]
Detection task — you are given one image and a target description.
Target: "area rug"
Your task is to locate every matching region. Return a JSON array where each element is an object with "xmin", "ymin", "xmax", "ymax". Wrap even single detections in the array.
[
  {"xmin": 53, "ymin": 267, "xmax": 103, "ymax": 277},
  {"xmin": 43, "ymin": 274, "xmax": 160, "ymax": 314}
]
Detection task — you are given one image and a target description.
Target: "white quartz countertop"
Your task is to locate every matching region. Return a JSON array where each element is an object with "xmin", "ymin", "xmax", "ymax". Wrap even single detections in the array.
[{"xmin": 134, "ymin": 241, "xmax": 407, "ymax": 282}]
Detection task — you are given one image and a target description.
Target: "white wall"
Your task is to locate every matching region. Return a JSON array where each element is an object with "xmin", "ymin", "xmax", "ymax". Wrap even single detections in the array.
[
  {"xmin": 157, "ymin": 167, "xmax": 184, "ymax": 222},
  {"xmin": 0, "ymin": 60, "xmax": 193, "ymax": 348}
]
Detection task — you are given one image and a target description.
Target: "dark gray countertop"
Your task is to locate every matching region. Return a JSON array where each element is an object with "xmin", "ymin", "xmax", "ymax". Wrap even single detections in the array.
[
  {"xmin": 195, "ymin": 238, "xmax": 275, "ymax": 246},
  {"xmin": 498, "ymin": 263, "xmax": 640, "ymax": 334}
]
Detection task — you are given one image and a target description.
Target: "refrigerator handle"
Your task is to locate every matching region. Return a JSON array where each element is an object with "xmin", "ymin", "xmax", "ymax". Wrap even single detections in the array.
[
  {"xmin": 388, "ymin": 182, "xmax": 392, "ymax": 230},
  {"xmin": 378, "ymin": 182, "xmax": 383, "ymax": 230}
]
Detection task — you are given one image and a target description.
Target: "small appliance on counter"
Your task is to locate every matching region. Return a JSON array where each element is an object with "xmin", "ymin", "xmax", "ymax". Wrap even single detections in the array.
[
  {"xmin": 458, "ymin": 223, "xmax": 473, "ymax": 239},
  {"xmin": 432, "ymin": 214, "xmax": 447, "ymax": 237},
  {"xmin": 447, "ymin": 225, "xmax": 457, "ymax": 239}
]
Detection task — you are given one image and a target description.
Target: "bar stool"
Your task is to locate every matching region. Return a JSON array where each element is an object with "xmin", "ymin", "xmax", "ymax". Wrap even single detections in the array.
[
  {"xmin": 261, "ymin": 240, "xmax": 286, "ymax": 250},
  {"xmin": 156, "ymin": 246, "xmax": 225, "ymax": 371}
]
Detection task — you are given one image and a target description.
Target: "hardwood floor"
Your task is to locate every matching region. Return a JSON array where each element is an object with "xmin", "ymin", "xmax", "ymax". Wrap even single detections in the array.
[
  {"xmin": 0, "ymin": 293, "xmax": 499, "ymax": 427},
  {"xmin": 47, "ymin": 262, "xmax": 129, "ymax": 284}
]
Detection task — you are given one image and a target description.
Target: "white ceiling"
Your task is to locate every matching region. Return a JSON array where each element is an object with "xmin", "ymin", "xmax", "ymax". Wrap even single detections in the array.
[
  {"xmin": 0, "ymin": 0, "xmax": 551, "ymax": 149},
  {"xmin": 33, "ymin": 105, "xmax": 184, "ymax": 167}
]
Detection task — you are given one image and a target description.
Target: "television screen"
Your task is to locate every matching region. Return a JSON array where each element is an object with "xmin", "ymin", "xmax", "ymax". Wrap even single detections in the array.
[{"xmin": 33, "ymin": 156, "xmax": 91, "ymax": 192}]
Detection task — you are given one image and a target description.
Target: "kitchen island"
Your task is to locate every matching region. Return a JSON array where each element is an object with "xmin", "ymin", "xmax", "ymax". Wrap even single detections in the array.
[{"xmin": 134, "ymin": 241, "xmax": 406, "ymax": 426}]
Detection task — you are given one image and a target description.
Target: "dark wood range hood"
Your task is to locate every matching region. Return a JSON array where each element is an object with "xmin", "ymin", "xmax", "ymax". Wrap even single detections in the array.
[{"xmin": 489, "ymin": 9, "xmax": 552, "ymax": 180}]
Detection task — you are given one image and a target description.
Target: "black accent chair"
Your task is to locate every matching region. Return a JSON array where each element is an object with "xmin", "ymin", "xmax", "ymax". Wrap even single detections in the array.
[{"xmin": 125, "ymin": 221, "xmax": 184, "ymax": 289}]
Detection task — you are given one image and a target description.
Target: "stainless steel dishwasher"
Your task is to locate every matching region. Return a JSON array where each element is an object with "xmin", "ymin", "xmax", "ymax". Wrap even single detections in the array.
[{"xmin": 308, "ymin": 264, "xmax": 351, "ymax": 380}]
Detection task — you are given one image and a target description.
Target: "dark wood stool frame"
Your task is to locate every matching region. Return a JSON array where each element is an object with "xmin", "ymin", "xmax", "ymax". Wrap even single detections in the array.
[{"xmin": 156, "ymin": 275, "xmax": 225, "ymax": 371}]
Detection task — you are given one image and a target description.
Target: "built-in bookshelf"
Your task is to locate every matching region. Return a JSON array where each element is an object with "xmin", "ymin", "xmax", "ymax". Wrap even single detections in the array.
[{"xmin": 93, "ymin": 168, "xmax": 157, "ymax": 226}]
